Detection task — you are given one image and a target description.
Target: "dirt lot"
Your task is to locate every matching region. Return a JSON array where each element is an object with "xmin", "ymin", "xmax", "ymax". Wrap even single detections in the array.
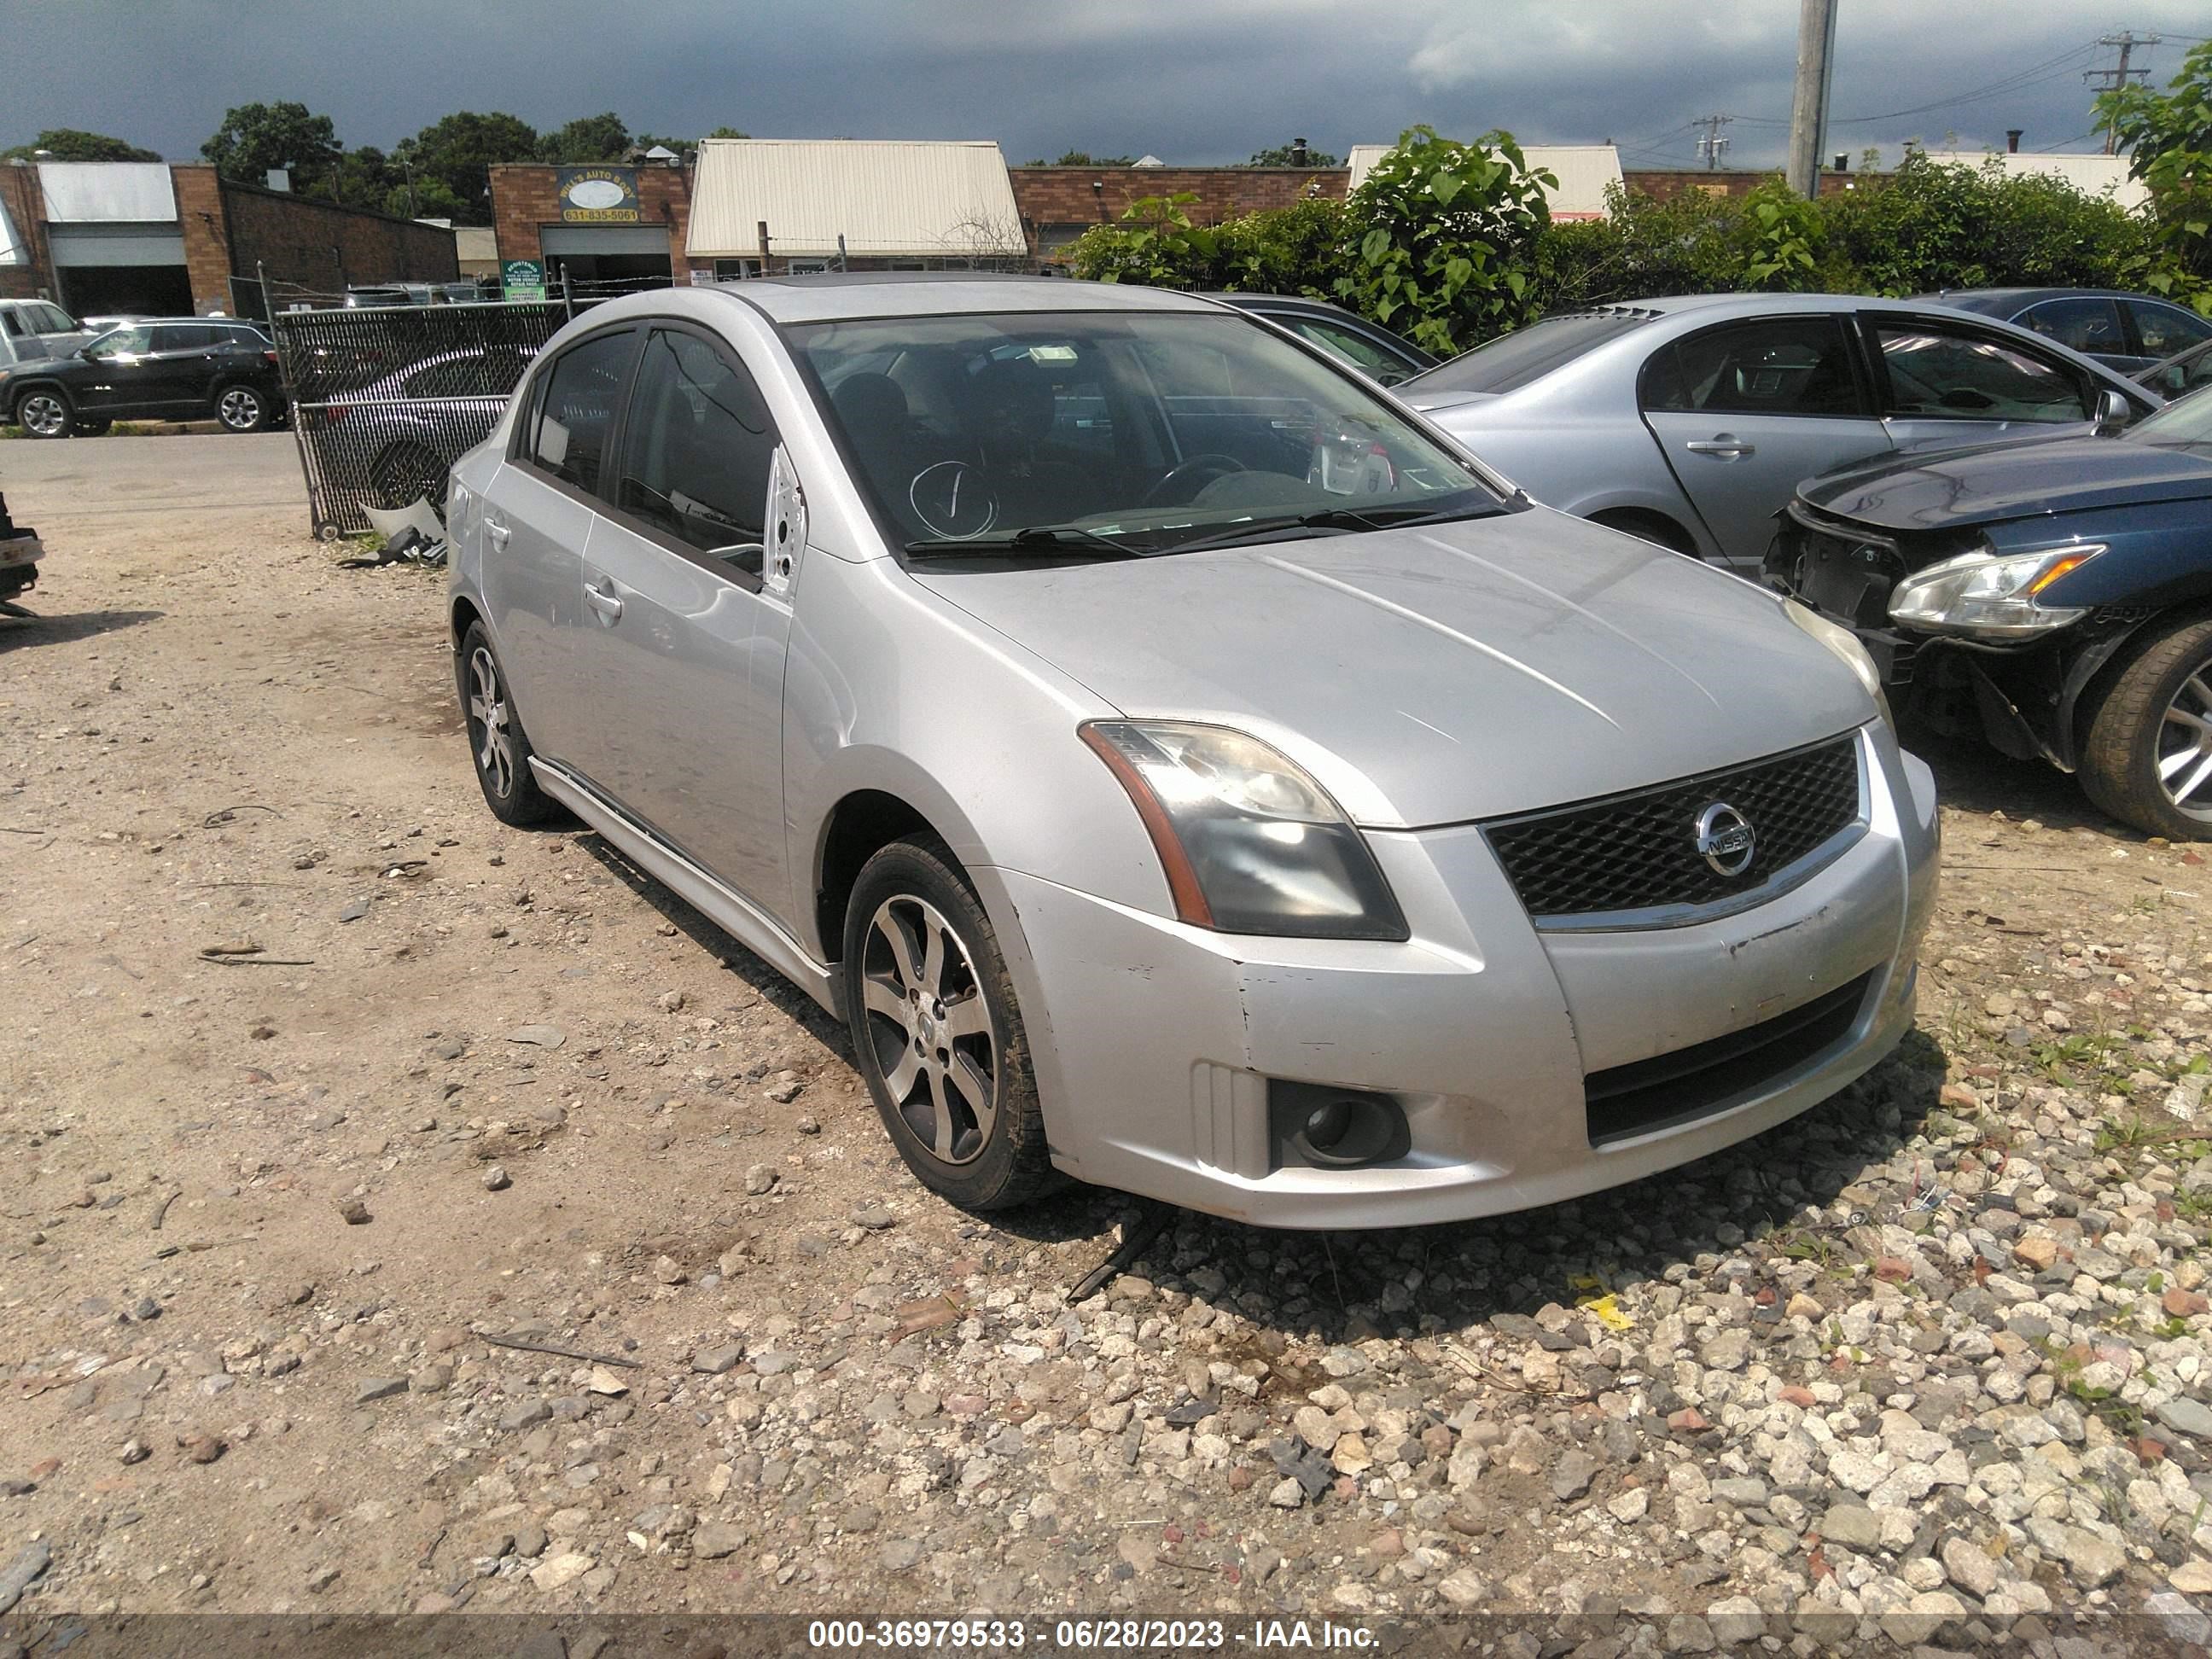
[{"xmin": 4, "ymin": 436, "xmax": 2212, "ymax": 1647}]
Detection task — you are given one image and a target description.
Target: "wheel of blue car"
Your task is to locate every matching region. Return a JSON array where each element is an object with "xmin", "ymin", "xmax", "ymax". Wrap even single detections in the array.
[
  {"xmin": 457, "ymin": 620, "xmax": 556, "ymax": 828},
  {"xmin": 2081, "ymin": 614, "xmax": 2212, "ymax": 841},
  {"xmin": 215, "ymin": 385, "xmax": 270, "ymax": 433},
  {"xmin": 843, "ymin": 837, "xmax": 1056, "ymax": 1212},
  {"xmin": 15, "ymin": 388, "xmax": 73, "ymax": 439}
]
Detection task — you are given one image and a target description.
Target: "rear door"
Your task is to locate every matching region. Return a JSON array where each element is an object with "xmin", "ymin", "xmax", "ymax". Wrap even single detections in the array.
[
  {"xmin": 2126, "ymin": 298, "xmax": 2212, "ymax": 369},
  {"xmin": 567, "ymin": 324, "xmax": 793, "ymax": 905},
  {"xmin": 1861, "ymin": 311, "xmax": 2096, "ymax": 454},
  {"xmin": 479, "ymin": 325, "xmax": 640, "ymax": 771},
  {"xmin": 1639, "ymin": 313, "xmax": 1889, "ymax": 575}
]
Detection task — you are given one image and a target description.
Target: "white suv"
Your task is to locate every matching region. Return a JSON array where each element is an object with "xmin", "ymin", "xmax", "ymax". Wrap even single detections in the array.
[{"xmin": 0, "ymin": 300, "xmax": 92, "ymax": 368}]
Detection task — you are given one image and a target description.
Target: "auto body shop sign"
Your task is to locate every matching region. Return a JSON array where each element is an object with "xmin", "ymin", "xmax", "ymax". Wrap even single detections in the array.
[{"xmin": 556, "ymin": 166, "xmax": 640, "ymax": 223}]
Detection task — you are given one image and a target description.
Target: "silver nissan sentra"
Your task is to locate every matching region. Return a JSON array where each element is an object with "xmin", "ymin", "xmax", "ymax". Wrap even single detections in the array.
[{"xmin": 445, "ymin": 274, "xmax": 1939, "ymax": 1228}]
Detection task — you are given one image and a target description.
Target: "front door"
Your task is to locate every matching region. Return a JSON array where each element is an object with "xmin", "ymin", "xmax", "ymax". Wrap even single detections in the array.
[
  {"xmin": 1860, "ymin": 311, "xmax": 2098, "ymax": 454},
  {"xmin": 1639, "ymin": 314, "xmax": 1890, "ymax": 576},
  {"xmin": 77, "ymin": 324, "xmax": 189, "ymax": 416},
  {"xmin": 566, "ymin": 324, "xmax": 794, "ymax": 910}
]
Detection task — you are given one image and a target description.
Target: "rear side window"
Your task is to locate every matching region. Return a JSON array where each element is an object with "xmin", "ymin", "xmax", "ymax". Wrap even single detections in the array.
[
  {"xmin": 0, "ymin": 311, "xmax": 20, "ymax": 339},
  {"xmin": 613, "ymin": 328, "xmax": 777, "ymax": 568},
  {"xmin": 156, "ymin": 324, "xmax": 217, "ymax": 351},
  {"xmin": 1871, "ymin": 321, "xmax": 2088, "ymax": 422},
  {"xmin": 2019, "ymin": 297, "xmax": 2124, "ymax": 357},
  {"xmin": 1642, "ymin": 317, "xmax": 1864, "ymax": 416},
  {"xmin": 1288, "ymin": 317, "xmax": 1417, "ymax": 385},
  {"xmin": 527, "ymin": 330, "xmax": 635, "ymax": 494},
  {"xmin": 34, "ymin": 305, "xmax": 76, "ymax": 333},
  {"xmin": 1412, "ymin": 312, "xmax": 1649, "ymax": 397},
  {"xmin": 2130, "ymin": 300, "xmax": 2212, "ymax": 360}
]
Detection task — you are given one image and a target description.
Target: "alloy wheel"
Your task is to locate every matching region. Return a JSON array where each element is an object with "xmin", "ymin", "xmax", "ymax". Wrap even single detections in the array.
[
  {"xmin": 218, "ymin": 388, "xmax": 262, "ymax": 430},
  {"xmin": 2158, "ymin": 661, "xmax": 2212, "ymax": 822},
  {"xmin": 466, "ymin": 646, "xmax": 515, "ymax": 799},
  {"xmin": 859, "ymin": 894, "xmax": 998, "ymax": 1165},
  {"xmin": 19, "ymin": 394, "xmax": 67, "ymax": 438}
]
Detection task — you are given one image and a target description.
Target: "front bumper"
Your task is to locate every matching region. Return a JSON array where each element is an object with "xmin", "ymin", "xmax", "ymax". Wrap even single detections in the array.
[{"xmin": 992, "ymin": 723, "xmax": 1937, "ymax": 1229}]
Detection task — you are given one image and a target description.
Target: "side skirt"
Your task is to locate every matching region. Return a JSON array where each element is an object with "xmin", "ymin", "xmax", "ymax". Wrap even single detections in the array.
[{"xmin": 529, "ymin": 758, "xmax": 842, "ymax": 1018}]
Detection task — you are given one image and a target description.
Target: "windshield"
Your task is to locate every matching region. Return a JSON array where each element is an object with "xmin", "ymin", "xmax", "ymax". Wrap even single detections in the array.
[
  {"xmin": 1406, "ymin": 311, "xmax": 1651, "ymax": 399},
  {"xmin": 791, "ymin": 311, "xmax": 1505, "ymax": 557},
  {"xmin": 2130, "ymin": 381, "xmax": 2212, "ymax": 447}
]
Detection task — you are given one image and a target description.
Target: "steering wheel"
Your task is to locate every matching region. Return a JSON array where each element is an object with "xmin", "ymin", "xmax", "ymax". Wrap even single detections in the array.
[{"xmin": 1143, "ymin": 452, "xmax": 1249, "ymax": 507}]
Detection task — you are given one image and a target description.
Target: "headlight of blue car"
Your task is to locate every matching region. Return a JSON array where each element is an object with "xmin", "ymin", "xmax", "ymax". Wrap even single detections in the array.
[{"xmin": 1889, "ymin": 542, "xmax": 2106, "ymax": 640}]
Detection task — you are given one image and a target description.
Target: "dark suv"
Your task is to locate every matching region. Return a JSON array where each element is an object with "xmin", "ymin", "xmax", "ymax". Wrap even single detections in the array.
[{"xmin": 0, "ymin": 319, "xmax": 286, "ymax": 438}]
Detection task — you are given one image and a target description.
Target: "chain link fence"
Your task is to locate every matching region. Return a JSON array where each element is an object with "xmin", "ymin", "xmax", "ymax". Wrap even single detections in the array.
[{"xmin": 270, "ymin": 299, "xmax": 573, "ymax": 538}]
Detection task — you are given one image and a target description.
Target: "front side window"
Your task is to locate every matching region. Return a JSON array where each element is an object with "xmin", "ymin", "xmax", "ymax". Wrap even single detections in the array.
[
  {"xmin": 792, "ymin": 311, "xmax": 1504, "ymax": 558},
  {"xmin": 527, "ymin": 329, "xmax": 634, "ymax": 494},
  {"xmin": 2130, "ymin": 300, "xmax": 2212, "ymax": 360},
  {"xmin": 1641, "ymin": 317, "xmax": 1864, "ymax": 416},
  {"xmin": 1871, "ymin": 321, "xmax": 2088, "ymax": 422},
  {"xmin": 90, "ymin": 325, "xmax": 156, "ymax": 358},
  {"xmin": 614, "ymin": 328, "xmax": 778, "ymax": 568},
  {"xmin": 2020, "ymin": 297, "xmax": 2124, "ymax": 356}
]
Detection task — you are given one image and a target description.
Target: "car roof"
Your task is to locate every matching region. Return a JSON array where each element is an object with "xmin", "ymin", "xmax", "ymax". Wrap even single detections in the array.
[
  {"xmin": 674, "ymin": 272, "xmax": 1221, "ymax": 326},
  {"xmin": 1920, "ymin": 287, "xmax": 2141, "ymax": 311}
]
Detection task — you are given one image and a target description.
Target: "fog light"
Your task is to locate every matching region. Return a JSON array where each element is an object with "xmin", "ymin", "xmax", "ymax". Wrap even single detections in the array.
[{"xmin": 1270, "ymin": 1081, "xmax": 1410, "ymax": 1170}]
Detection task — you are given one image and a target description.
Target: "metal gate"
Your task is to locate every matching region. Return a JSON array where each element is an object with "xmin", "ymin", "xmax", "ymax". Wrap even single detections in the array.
[{"xmin": 270, "ymin": 298, "xmax": 573, "ymax": 538}]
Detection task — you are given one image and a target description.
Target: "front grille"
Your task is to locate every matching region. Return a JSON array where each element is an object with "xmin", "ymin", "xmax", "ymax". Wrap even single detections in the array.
[
  {"xmin": 1585, "ymin": 969, "xmax": 1875, "ymax": 1145},
  {"xmin": 1484, "ymin": 737, "xmax": 1861, "ymax": 923}
]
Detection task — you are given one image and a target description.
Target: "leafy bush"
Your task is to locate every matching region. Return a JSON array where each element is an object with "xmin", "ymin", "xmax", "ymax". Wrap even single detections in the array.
[
  {"xmin": 2099, "ymin": 39, "xmax": 2212, "ymax": 310},
  {"xmin": 1332, "ymin": 126, "xmax": 1555, "ymax": 353},
  {"xmin": 1064, "ymin": 193, "xmax": 1345, "ymax": 295}
]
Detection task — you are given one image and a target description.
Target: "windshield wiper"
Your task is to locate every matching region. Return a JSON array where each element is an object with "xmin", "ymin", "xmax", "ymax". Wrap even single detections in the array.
[
  {"xmin": 904, "ymin": 525, "xmax": 1139, "ymax": 560},
  {"xmin": 1157, "ymin": 496, "xmax": 1504, "ymax": 556}
]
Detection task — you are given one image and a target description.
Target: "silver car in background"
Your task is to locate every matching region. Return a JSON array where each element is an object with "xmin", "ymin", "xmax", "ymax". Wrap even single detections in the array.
[
  {"xmin": 445, "ymin": 275, "xmax": 1937, "ymax": 1227},
  {"xmin": 1400, "ymin": 293, "xmax": 2162, "ymax": 577}
]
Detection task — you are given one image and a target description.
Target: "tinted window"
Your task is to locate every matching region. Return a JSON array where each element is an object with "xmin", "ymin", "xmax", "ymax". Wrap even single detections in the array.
[
  {"xmin": 1871, "ymin": 321, "xmax": 2088, "ymax": 422},
  {"xmin": 1288, "ymin": 317, "xmax": 1417, "ymax": 385},
  {"xmin": 2131, "ymin": 300, "xmax": 2212, "ymax": 359},
  {"xmin": 1412, "ymin": 312, "xmax": 1649, "ymax": 397},
  {"xmin": 527, "ymin": 330, "xmax": 634, "ymax": 494},
  {"xmin": 1643, "ymin": 317, "xmax": 1863, "ymax": 416},
  {"xmin": 35, "ymin": 305, "xmax": 76, "ymax": 333},
  {"xmin": 2019, "ymin": 297, "xmax": 2124, "ymax": 356},
  {"xmin": 614, "ymin": 329, "xmax": 777, "ymax": 564},
  {"xmin": 0, "ymin": 311, "xmax": 20, "ymax": 339},
  {"xmin": 155, "ymin": 325, "xmax": 218, "ymax": 352}
]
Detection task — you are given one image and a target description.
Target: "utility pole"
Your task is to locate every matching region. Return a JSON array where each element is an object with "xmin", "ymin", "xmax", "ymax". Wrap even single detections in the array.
[
  {"xmin": 1693, "ymin": 114, "xmax": 1733, "ymax": 171},
  {"xmin": 2085, "ymin": 31, "xmax": 2160, "ymax": 154},
  {"xmin": 1785, "ymin": 0, "xmax": 1839, "ymax": 197}
]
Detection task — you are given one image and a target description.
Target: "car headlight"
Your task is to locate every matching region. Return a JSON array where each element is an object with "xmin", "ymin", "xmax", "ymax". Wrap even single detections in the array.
[
  {"xmin": 1889, "ymin": 543, "xmax": 2105, "ymax": 639},
  {"xmin": 1783, "ymin": 599, "xmax": 1895, "ymax": 731},
  {"xmin": 1080, "ymin": 719, "xmax": 1408, "ymax": 940}
]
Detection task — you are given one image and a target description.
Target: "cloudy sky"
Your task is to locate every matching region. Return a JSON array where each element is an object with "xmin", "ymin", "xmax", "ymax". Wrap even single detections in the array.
[{"xmin": 15, "ymin": 1, "xmax": 2210, "ymax": 170}]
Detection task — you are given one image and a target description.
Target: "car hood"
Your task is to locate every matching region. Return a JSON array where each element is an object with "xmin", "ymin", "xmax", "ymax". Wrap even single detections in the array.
[
  {"xmin": 1802, "ymin": 433, "xmax": 2212, "ymax": 532},
  {"xmin": 912, "ymin": 508, "xmax": 1871, "ymax": 829}
]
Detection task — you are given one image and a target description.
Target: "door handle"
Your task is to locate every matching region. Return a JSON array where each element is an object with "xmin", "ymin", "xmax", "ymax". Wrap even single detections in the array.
[
  {"xmin": 585, "ymin": 579, "xmax": 624, "ymax": 622},
  {"xmin": 484, "ymin": 516, "xmax": 510, "ymax": 544},
  {"xmin": 1685, "ymin": 436, "xmax": 1756, "ymax": 457}
]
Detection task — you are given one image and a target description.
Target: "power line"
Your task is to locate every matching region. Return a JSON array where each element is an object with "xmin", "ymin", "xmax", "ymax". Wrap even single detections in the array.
[
  {"xmin": 1692, "ymin": 113, "xmax": 1734, "ymax": 169},
  {"xmin": 2084, "ymin": 31, "xmax": 2160, "ymax": 154},
  {"xmin": 1830, "ymin": 42, "xmax": 2101, "ymax": 125}
]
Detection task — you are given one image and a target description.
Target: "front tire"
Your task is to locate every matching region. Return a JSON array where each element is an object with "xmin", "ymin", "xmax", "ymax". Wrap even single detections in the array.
[
  {"xmin": 457, "ymin": 621, "xmax": 556, "ymax": 827},
  {"xmin": 215, "ymin": 385, "xmax": 271, "ymax": 433},
  {"xmin": 2081, "ymin": 613, "xmax": 2212, "ymax": 840},
  {"xmin": 842, "ymin": 838, "xmax": 1056, "ymax": 1212},
  {"xmin": 15, "ymin": 389, "xmax": 73, "ymax": 439}
]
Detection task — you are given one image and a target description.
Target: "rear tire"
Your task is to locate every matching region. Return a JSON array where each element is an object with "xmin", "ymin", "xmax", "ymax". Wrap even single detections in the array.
[
  {"xmin": 15, "ymin": 389, "xmax": 73, "ymax": 439},
  {"xmin": 842, "ymin": 836, "xmax": 1057, "ymax": 1213},
  {"xmin": 457, "ymin": 621, "xmax": 556, "ymax": 827},
  {"xmin": 215, "ymin": 384, "xmax": 271, "ymax": 433},
  {"xmin": 2081, "ymin": 613, "xmax": 2212, "ymax": 841}
]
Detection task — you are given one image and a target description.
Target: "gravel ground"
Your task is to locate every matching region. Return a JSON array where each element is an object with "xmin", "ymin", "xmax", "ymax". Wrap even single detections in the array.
[{"xmin": 4, "ymin": 439, "xmax": 2212, "ymax": 1650}]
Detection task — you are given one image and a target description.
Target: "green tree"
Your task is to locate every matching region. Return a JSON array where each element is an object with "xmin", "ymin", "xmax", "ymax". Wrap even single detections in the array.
[
  {"xmin": 1332, "ymin": 126, "xmax": 1554, "ymax": 353},
  {"xmin": 2098, "ymin": 38, "xmax": 2212, "ymax": 306},
  {"xmin": 1243, "ymin": 141, "xmax": 1340, "ymax": 167},
  {"xmin": 1022, "ymin": 149, "xmax": 1138, "ymax": 166},
  {"xmin": 706, "ymin": 126, "xmax": 750, "ymax": 139},
  {"xmin": 394, "ymin": 111, "xmax": 538, "ymax": 225},
  {"xmin": 201, "ymin": 101, "xmax": 342, "ymax": 194},
  {"xmin": 2, "ymin": 128, "xmax": 160, "ymax": 162},
  {"xmin": 538, "ymin": 112, "xmax": 631, "ymax": 164},
  {"xmin": 328, "ymin": 145, "xmax": 398, "ymax": 212}
]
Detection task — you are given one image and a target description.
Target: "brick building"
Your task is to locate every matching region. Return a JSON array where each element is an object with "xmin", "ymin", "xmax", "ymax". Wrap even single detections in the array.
[
  {"xmin": 489, "ymin": 160, "xmax": 693, "ymax": 294},
  {"xmin": 0, "ymin": 160, "xmax": 456, "ymax": 317},
  {"xmin": 1010, "ymin": 166, "xmax": 1346, "ymax": 256}
]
